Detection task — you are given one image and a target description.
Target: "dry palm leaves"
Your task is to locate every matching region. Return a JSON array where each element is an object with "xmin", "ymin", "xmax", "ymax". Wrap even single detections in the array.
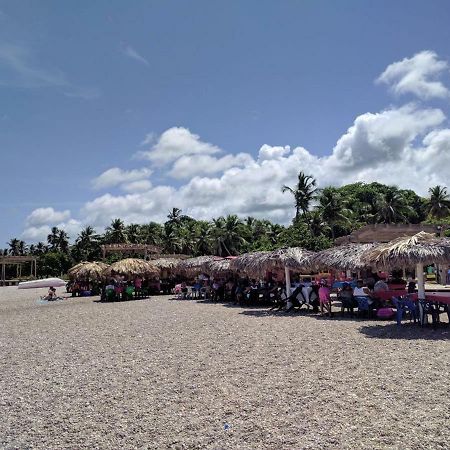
[
  {"xmin": 105, "ymin": 258, "xmax": 159, "ymax": 277},
  {"xmin": 361, "ymin": 232, "xmax": 450, "ymax": 269},
  {"xmin": 68, "ymin": 261, "xmax": 109, "ymax": 280},
  {"xmin": 231, "ymin": 248, "xmax": 314, "ymax": 277},
  {"xmin": 311, "ymin": 243, "xmax": 378, "ymax": 271},
  {"xmin": 150, "ymin": 258, "xmax": 181, "ymax": 271},
  {"xmin": 201, "ymin": 258, "xmax": 233, "ymax": 276},
  {"xmin": 176, "ymin": 256, "xmax": 218, "ymax": 276}
]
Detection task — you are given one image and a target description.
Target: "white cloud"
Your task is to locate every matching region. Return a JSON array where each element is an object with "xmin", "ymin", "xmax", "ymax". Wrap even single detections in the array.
[
  {"xmin": 140, "ymin": 132, "xmax": 155, "ymax": 146},
  {"xmin": 26, "ymin": 207, "xmax": 71, "ymax": 227},
  {"xmin": 136, "ymin": 127, "xmax": 222, "ymax": 166},
  {"xmin": 21, "ymin": 225, "xmax": 52, "ymax": 242},
  {"xmin": 122, "ymin": 45, "xmax": 149, "ymax": 66},
  {"xmin": 92, "ymin": 167, "xmax": 152, "ymax": 190},
  {"xmin": 121, "ymin": 179, "xmax": 153, "ymax": 192},
  {"xmin": 169, "ymin": 153, "xmax": 254, "ymax": 178},
  {"xmin": 20, "ymin": 51, "xmax": 450, "ymax": 240},
  {"xmin": 377, "ymin": 51, "xmax": 450, "ymax": 100}
]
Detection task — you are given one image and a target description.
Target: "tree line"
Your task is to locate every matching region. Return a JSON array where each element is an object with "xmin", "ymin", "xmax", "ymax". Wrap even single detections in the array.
[{"xmin": 3, "ymin": 176, "xmax": 450, "ymax": 277}]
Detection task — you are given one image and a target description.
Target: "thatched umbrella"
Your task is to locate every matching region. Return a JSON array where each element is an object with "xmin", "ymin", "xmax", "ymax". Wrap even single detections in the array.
[
  {"xmin": 311, "ymin": 243, "xmax": 378, "ymax": 272},
  {"xmin": 361, "ymin": 232, "xmax": 450, "ymax": 299},
  {"xmin": 68, "ymin": 261, "xmax": 109, "ymax": 280},
  {"xmin": 202, "ymin": 258, "xmax": 233, "ymax": 276},
  {"xmin": 231, "ymin": 248, "xmax": 314, "ymax": 294},
  {"xmin": 105, "ymin": 258, "xmax": 159, "ymax": 278},
  {"xmin": 176, "ymin": 255, "xmax": 217, "ymax": 277},
  {"xmin": 151, "ymin": 258, "xmax": 181, "ymax": 271}
]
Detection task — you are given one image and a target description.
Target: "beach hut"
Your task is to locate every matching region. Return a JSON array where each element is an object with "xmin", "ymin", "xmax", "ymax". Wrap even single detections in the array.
[
  {"xmin": 105, "ymin": 258, "xmax": 159, "ymax": 277},
  {"xmin": 231, "ymin": 248, "xmax": 314, "ymax": 295},
  {"xmin": 360, "ymin": 232, "xmax": 450, "ymax": 299},
  {"xmin": 68, "ymin": 261, "xmax": 109, "ymax": 280},
  {"xmin": 176, "ymin": 255, "xmax": 218, "ymax": 277},
  {"xmin": 311, "ymin": 243, "xmax": 378, "ymax": 272},
  {"xmin": 201, "ymin": 258, "xmax": 234, "ymax": 277}
]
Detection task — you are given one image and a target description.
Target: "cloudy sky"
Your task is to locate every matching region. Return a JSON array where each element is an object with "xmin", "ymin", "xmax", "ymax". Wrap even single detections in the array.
[{"xmin": 1, "ymin": 1, "xmax": 450, "ymax": 244}]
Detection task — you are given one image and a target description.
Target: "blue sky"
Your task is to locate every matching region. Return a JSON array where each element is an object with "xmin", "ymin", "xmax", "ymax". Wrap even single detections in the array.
[{"xmin": 1, "ymin": 0, "xmax": 450, "ymax": 245}]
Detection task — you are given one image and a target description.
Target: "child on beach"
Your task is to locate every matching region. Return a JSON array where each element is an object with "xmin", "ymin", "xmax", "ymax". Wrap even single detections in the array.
[{"xmin": 318, "ymin": 280, "xmax": 332, "ymax": 317}]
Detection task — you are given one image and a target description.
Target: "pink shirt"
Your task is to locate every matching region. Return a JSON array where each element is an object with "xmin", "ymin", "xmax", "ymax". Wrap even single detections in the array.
[{"xmin": 319, "ymin": 286, "xmax": 331, "ymax": 303}]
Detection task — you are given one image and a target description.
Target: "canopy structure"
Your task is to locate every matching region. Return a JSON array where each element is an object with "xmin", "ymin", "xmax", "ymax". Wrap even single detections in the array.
[
  {"xmin": 231, "ymin": 248, "xmax": 314, "ymax": 295},
  {"xmin": 311, "ymin": 243, "xmax": 378, "ymax": 272},
  {"xmin": 151, "ymin": 258, "xmax": 181, "ymax": 271},
  {"xmin": 105, "ymin": 258, "xmax": 159, "ymax": 277},
  {"xmin": 0, "ymin": 256, "xmax": 37, "ymax": 285},
  {"xmin": 361, "ymin": 232, "xmax": 450, "ymax": 299},
  {"xmin": 176, "ymin": 255, "xmax": 218, "ymax": 277},
  {"xmin": 68, "ymin": 261, "xmax": 109, "ymax": 281},
  {"xmin": 201, "ymin": 258, "xmax": 233, "ymax": 276}
]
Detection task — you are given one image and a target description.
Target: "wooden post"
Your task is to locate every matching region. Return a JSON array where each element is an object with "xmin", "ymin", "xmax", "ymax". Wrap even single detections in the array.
[
  {"xmin": 285, "ymin": 266, "xmax": 291, "ymax": 296},
  {"xmin": 416, "ymin": 262, "xmax": 425, "ymax": 299}
]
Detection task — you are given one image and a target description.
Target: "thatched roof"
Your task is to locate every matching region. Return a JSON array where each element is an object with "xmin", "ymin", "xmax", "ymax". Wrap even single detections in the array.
[
  {"xmin": 311, "ymin": 243, "xmax": 378, "ymax": 271},
  {"xmin": 230, "ymin": 247, "xmax": 314, "ymax": 276},
  {"xmin": 360, "ymin": 232, "xmax": 450, "ymax": 269},
  {"xmin": 68, "ymin": 261, "xmax": 109, "ymax": 280},
  {"xmin": 176, "ymin": 255, "xmax": 217, "ymax": 276},
  {"xmin": 105, "ymin": 258, "xmax": 159, "ymax": 277},
  {"xmin": 201, "ymin": 258, "xmax": 233, "ymax": 276},
  {"xmin": 151, "ymin": 258, "xmax": 181, "ymax": 271}
]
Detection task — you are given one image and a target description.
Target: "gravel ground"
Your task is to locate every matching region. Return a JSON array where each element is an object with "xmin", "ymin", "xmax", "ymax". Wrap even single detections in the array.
[{"xmin": 0, "ymin": 287, "xmax": 449, "ymax": 450}]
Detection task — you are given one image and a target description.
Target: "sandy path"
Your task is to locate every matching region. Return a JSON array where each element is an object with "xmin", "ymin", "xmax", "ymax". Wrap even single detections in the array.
[{"xmin": 0, "ymin": 287, "xmax": 448, "ymax": 449}]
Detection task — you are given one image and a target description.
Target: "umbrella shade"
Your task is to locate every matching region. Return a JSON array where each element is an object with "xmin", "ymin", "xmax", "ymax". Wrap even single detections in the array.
[
  {"xmin": 360, "ymin": 232, "xmax": 450, "ymax": 269},
  {"xmin": 311, "ymin": 243, "xmax": 378, "ymax": 271},
  {"xmin": 230, "ymin": 248, "xmax": 314, "ymax": 277},
  {"xmin": 202, "ymin": 258, "xmax": 233, "ymax": 276},
  {"xmin": 106, "ymin": 258, "xmax": 159, "ymax": 277},
  {"xmin": 150, "ymin": 258, "xmax": 182, "ymax": 271},
  {"xmin": 176, "ymin": 256, "xmax": 217, "ymax": 276},
  {"xmin": 68, "ymin": 261, "xmax": 109, "ymax": 280}
]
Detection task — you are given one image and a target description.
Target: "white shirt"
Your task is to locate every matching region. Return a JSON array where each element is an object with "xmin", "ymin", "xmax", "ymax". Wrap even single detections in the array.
[{"xmin": 353, "ymin": 286, "xmax": 368, "ymax": 296}]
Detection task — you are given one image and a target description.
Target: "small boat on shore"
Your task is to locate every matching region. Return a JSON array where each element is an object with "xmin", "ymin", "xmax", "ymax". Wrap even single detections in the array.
[{"xmin": 18, "ymin": 278, "xmax": 66, "ymax": 289}]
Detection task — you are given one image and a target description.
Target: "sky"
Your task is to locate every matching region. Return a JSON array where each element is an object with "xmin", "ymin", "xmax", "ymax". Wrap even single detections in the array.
[{"xmin": 1, "ymin": 0, "xmax": 450, "ymax": 245}]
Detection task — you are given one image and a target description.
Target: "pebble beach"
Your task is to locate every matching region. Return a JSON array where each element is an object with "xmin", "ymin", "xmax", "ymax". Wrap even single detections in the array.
[{"xmin": 1, "ymin": 287, "xmax": 449, "ymax": 450}]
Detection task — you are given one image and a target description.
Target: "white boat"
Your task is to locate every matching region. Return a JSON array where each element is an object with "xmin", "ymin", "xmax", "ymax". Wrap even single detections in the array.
[{"xmin": 18, "ymin": 278, "xmax": 67, "ymax": 289}]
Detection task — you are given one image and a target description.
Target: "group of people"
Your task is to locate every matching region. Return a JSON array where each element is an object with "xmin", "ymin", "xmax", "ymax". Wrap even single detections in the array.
[{"xmin": 176, "ymin": 271, "xmax": 418, "ymax": 320}]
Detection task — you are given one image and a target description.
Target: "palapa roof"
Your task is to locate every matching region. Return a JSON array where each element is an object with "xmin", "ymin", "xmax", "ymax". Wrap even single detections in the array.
[
  {"xmin": 105, "ymin": 258, "xmax": 159, "ymax": 277},
  {"xmin": 311, "ymin": 243, "xmax": 378, "ymax": 271},
  {"xmin": 176, "ymin": 255, "xmax": 217, "ymax": 275},
  {"xmin": 360, "ymin": 232, "xmax": 450, "ymax": 269},
  {"xmin": 68, "ymin": 261, "xmax": 109, "ymax": 280},
  {"xmin": 201, "ymin": 258, "xmax": 233, "ymax": 276},
  {"xmin": 150, "ymin": 258, "xmax": 181, "ymax": 271},
  {"xmin": 230, "ymin": 247, "xmax": 313, "ymax": 276}
]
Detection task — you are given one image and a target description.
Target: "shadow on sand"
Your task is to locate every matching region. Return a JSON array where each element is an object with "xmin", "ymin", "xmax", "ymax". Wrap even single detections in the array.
[{"xmin": 358, "ymin": 322, "xmax": 449, "ymax": 340}]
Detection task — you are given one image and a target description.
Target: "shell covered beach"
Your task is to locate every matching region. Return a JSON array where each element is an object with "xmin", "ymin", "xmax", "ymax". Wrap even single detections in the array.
[{"xmin": 1, "ymin": 287, "xmax": 449, "ymax": 450}]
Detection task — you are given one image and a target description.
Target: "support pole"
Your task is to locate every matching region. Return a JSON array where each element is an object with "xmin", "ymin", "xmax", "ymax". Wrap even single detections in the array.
[
  {"xmin": 285, "ymin": 266, "xmax": 291, "ymax": 297},
  {"xmin": 416, "ymin": 262, "xmax": 425, "ymax": 299}
]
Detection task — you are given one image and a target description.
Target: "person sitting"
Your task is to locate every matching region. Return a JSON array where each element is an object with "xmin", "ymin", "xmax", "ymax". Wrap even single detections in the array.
[
  {"xmin": 42, "ymin": 287, "xmax": 57, "ymax": 301},
  {"xmin": 180, "ymin": 281, "xmax": 188, "ymax": 299},
  {"xmin": 318, "ymin": 280, "xmax": 332, "ymax": 317},
  {"xmin": 374, "ymin": 278, "xmax": 389, "ymax": 293},
  {"xmin": 339, "ymin": 282, "xmax": 356, "ymax": 317},
  {"xmin": 134, "ymin": 276, "xmax": 143, "ymax": 297},
  {"xmin": 353, "ymin": 279, "xmax": 375, "ymax": 316}
]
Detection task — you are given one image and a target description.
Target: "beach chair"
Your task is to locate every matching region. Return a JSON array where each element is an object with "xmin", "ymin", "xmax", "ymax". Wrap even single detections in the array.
[
  {"xmin": 105, "ymin": 289, "xmax": 116, "ymax": 302},
  {"xmin": 125, "ymin": 286, "xmax": 135, "ymax": 300},
  {"xmin": 392, "ymin": 296, "xmax": 418, "ymax": 326},
  {"xmin": 355, "ymin": 296, "xmax": 370, "ymax": 318}
]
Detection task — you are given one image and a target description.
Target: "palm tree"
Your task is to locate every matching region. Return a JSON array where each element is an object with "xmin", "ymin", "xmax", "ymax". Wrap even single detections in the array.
[
  {"xmin": 126, "ymin": 224, "xmax": 140, "ymax": 244},
  {"xmin": 375, "ymin": 189, "xmax": 413, "ymax": 224},
  {"xmin": 8, "ymin": 238, "xmax": 21, "ymax": 256},
  {"xmin": 316, "ymin": 188, "xmax": 350, "ymax": 239},
  {"xmin": 47, "ymin": 226, "xmax": 60, "ymax": 250},
  {"xmin": 105, "ymin": 219, "xmax": 127, "ymax": 244},
  {"xmin": 57, "ymin": 230, "xmax": 70, "ymax": 253},
  {"xmin": 212, "ymin": 215, "xmax": 246, "ymax": 256},
  {"xmin": 138, "ymin": 222, "xmax": 164, "ymax": 246},
  {"xmin": 194, "ymin": 221, "xmax": 213, "ymax": 255},
  {"xmin": 282, "ymin": 172, "xmax": 317, "ymax": 221},
  {"xmin": 427, "ymin": 185, "xmax": 450, "ymax": 219},
  {"xmin": 304, "ymin": 210, "xmax": 330, "ymax": 237},
  {"xmin": 74, "ymin": 226, "xmax": 100, "ymax": 261}
]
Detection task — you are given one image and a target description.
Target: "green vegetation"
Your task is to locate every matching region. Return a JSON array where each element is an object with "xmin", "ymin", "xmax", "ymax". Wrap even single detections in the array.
[{"xmin": 2, "ymin": 174, "xmax": 449, "ymax": 277}]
